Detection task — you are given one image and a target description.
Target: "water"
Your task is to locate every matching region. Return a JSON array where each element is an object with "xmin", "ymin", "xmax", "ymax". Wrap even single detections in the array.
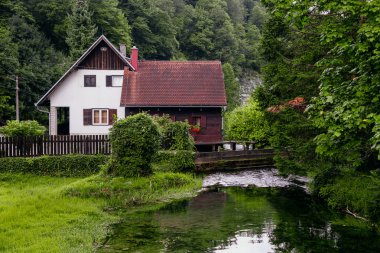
[
  {"xmin": 202, "ymin": 168, "xmax": 309, "ymax": 189},
  {"xmin": 99, "ymin": 169, "xmax": 380, "ymax": 253}
]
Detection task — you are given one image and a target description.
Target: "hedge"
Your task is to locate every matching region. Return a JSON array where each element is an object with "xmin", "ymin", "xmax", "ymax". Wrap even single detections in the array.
[
  {"xmin": 152, "ymin": 150, "xmax": 195, "ymax": 173},
  {"xmin": 107, "ymin": 113, "xmax": 161, "ymax": 177},
  {"xmin": 0, "ymin": 154, "xmax": 108, "ymax": 177}
]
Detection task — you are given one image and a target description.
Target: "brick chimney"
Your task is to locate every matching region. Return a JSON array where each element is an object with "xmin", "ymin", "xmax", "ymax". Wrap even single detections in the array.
[
  {"xmin": 119, "ymin": 44, "xmax": 126, "ymax": 57},
  {"xmin": 131, "ymin": 46, "xmax": 138, "ymax": 71}
]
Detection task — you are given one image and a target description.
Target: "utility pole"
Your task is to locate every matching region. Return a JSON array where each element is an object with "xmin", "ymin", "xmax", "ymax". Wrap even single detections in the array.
[{"xmin": 15, "ymin": 75, "xmax": 19, "ymax": 121}]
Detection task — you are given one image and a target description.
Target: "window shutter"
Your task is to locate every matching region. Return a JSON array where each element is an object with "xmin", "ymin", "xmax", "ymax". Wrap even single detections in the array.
[
  {"xmin": 201, "ymin": 116, "xmax": 207, "ymax": 128},
  {"xmin": 83, "ymin": 109, "xmax": 92, "ymax": 125},
  {"xmin": 109, "ymin": 109, "xmax": 117, "ymax": 125},
  {"xmin": 106, "ymin": 76, "xmax": 112, "ymax": 87}
]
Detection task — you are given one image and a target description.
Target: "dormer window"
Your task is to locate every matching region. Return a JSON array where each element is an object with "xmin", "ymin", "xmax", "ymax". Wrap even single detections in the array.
[
  {"xmin": 106, "ymin": 75, "xmax": 123, "ymax": 87},
  {"xmin": 84, "ymin": 75, "xmax": 96, "ymax": 87}
]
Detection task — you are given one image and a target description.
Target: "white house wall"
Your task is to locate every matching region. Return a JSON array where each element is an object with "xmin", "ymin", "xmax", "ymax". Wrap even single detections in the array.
[{"xmin": 49, "ymin": 69, "xmax": 125, "ymax": 135}]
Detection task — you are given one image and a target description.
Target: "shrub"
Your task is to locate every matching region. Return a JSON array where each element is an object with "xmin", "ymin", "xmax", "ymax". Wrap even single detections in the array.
[
  {"xmin": 107, "ymin": 113, "xmax": 161, "ymax": 177},
  {"xmin": 0, "ymin": 154, "xmax": 108, "ymax": 177},
  {"xmin": 0, "ymin": 120, "xmax": 46, "ymax": 137},
  {"xmin": 225, "ymin": 98, "xmax": 270, "ymax": 147},
  {"xmin": 152, "ymin": 150, "xmax": 195, "ymax": 172},
  {"xmin": 316, "ymin": 170, "xmax": 380, "ymax": 222},
  {"xmin": 153, "ymin": 115, "xmax": 195, "ymax": 151}
]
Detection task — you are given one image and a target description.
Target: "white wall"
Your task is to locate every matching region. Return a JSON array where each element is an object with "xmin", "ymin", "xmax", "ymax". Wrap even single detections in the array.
[{"xmin": 49, "ymin": 69, "xmax": 125, "ymax": 135}]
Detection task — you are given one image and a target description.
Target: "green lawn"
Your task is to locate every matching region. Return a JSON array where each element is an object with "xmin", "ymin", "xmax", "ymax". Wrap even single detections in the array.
[{"xmin": 0, "ymin": 172, "xmax": 201, "ymax": 252}]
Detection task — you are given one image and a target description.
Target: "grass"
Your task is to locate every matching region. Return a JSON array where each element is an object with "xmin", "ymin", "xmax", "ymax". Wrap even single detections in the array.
[{"xmin": 0, "ymin": 172, "xmax": 202, "ymax": 252}]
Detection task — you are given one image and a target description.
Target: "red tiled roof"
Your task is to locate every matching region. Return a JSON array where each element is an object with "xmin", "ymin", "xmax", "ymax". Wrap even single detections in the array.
[{"xmin": 120, "ymin": 61, "xmax": 227, "ymax": 107}]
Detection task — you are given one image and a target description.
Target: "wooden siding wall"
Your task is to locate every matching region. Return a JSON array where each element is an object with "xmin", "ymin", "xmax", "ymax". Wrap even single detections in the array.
[
  {"xmin": 78, "ymin": 41, "xmax": 125, "ymax": 70},
  {"xmin": 125, "ymin": 107, "xmax": 223, "ymax": 143}
]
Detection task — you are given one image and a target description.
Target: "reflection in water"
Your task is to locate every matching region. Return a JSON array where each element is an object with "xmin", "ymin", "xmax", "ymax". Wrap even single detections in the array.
[
  {"xmin": 214, "ymin": 229, "xmax": 275, "ymax": 253},
  {"xmin": 100, "ymin": 172, "xmax": 380, "ymax": 253}
]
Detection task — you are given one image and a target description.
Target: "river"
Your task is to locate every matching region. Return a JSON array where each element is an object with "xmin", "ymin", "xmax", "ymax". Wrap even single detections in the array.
[{"xmin": 99, "ymin": 169, "xmax": 380, "ymax": 252}]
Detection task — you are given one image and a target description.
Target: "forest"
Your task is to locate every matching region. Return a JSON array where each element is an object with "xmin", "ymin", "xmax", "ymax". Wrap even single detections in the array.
[
  {"xmin": 0, "ymin": 0, "xmax": 266, "ymax": 123},
  {"xmin": 1, "ymin": 0, "xmax": 380, "ymax": 226}
]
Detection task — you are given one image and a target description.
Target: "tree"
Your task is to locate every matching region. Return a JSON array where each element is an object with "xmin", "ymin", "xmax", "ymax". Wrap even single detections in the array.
[
  {"xmin": 249, "ymin": 2, "xmax": 268, "ymax": 31},
  {"xmin": 0, "ymin": 26, "xmax": 18, "ymax": 124},
  {"xmin": 226, "ymin": 0, "xmax": 245, "ymax": 24},
  {"xmin": 259, "ymin": 0, "xmax": 380, "ymax": 221},
  {"xmin": 252, "ymin": 4, "xmax": 329, "ymax": 174},
  {"xmin": 21, "ymin": 0, "xmax": 71, "ymax": 52},
  {"xmin": 225, "ymin": 98, "xmax": 270, "ymax": 147},
  {"xmin": 119, "ymin": 0, "xmax": 179, "ymax": 59},
  {"xmin": 223, "ymin": 63, "xmax": 240, "ymax": 112},
  {"xmin": 89, "ymin": 0, "xmax": 131, "ymax": 48},
  {"xmin": 180, "ymin": 0, "xmax": 238, "ymax": 63},
  {"xmin": 9, "ymin": 16, "xmax": 67, "ymax": 122},
  {"xmin": 66, "ymin": 0, "xmax": 97, "ymax": 59}
]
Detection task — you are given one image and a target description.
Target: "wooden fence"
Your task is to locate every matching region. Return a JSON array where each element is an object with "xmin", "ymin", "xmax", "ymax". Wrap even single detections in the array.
[{"xmin": 0, "ymin": 135, "xmax": 111, "ymax": 157}]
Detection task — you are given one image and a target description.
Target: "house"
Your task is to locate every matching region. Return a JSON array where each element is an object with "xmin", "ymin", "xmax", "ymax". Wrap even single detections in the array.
[{"xmin": 36, "ymin": 35, "xmax": 227, "ymax": 147}]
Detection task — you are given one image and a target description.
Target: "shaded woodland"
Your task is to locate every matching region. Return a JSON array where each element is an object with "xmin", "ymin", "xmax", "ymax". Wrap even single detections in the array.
[{"xmin": 0, "ymin": 0, "xmax": 266, "ymax": 123}]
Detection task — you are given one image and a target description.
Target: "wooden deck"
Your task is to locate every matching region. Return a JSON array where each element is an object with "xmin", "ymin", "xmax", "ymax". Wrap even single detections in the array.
[{"xmin": 195, "ymin": 149, "xmax": 275, "ymax": 172}]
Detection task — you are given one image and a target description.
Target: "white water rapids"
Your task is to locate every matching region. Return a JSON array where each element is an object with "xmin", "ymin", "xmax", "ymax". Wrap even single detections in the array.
[{"xmin": 202, "ymin": 168, "xmax": 310, "ymax": 190}]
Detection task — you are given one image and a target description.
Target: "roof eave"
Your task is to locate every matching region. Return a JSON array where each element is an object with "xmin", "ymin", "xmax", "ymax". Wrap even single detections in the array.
[{"xmin": 120, "ymin": 104, "xmax": 227, "ymax": 108}]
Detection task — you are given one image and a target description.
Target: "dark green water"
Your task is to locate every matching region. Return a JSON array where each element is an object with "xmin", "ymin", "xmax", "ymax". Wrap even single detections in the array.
[{"xmin": 100, "ymin": 187, "xmax": 380, "ymax": 253}]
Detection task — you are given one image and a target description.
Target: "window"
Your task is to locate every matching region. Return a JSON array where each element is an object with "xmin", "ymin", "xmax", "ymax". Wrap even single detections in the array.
[
  {"xmin": 106, "ymin": 75, "xmax": 123, "ymax": 87},
  {"xmin": 93, "ymin": 109, "xmax": 108, "ymax": 125},
  {"xmin": 191, "ymin": 116, "xmax": 201, "ymax": 126},
  {"xmin": 84, "ymin": 75, "xmax": 96, "ymax": 87},
  {"xmin": 83, "ymin": 109, "xmax": 117, "ymax": 126}
]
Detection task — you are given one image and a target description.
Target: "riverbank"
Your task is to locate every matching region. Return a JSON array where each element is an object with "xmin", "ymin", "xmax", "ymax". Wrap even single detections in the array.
[
  {"xmin": 100, "ymin": 179, "xmax": 380, "ymax": 252},
  {"xmin": 0, "ymin": 172, "xmax": 202, "ymax": 252}
]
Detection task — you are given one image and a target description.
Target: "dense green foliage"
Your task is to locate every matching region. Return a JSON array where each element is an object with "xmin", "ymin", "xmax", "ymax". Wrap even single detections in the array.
[
  {"xmin": 0, "ymin": 154, "xmax": 107, "ymax": 177},
  {"xmin": 0, "ymin": 120, "xmax": 46, "ymax": 137},
  {"xmin": 223, "ymin": 63, "xmax": 240, "ymax": 112},
  {"xmin": 153, "ymin": 115, "xmax": 195, "ymax": 151},
  {"xmin": 66, "ymin": 0, "xmax": 97, "ymax": 59},
  {"xmin": 107, "ymin": 113, "xmax": 160, "ymax": 177},
  {"xmin": 152, "ymin": 150, "xmax": 195, "ymax": 173},
  {"xmin": 225, "ymin": 98, "xmax": 269, "ymax": 147},
  {"xmin": 247, "ymin": 0, "xmax": 380, "ymax": 222},
  {"xmin": 0, "ymin": 0, "xmax": 266, "ymax": 125},
  {"xmin": 314, "ymin": 169, "xmax": 380, "ymax": 223}
]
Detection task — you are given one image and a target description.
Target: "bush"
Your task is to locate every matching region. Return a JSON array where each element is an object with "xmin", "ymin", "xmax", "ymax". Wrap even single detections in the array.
[
  {"xmin": 0, "ymin": 120, "xmax": 46, "ymax": 137},
  {"xmin": 225, "ymin": 98, "xmax": 270, "ymax": 147},
  {"xmin": 316, "ymin": 171, "xmax": 380, "ymax": 222},
  {"xmin": 152, "ymin": 150, "xmax": 195, "ymax": 172},
  {"xmin": 0, "ymin": 154, "xmax": 108, "ymax": 177},
  {"xmin": 107, "ymin": 113, "xmax": 161, "ymax": 177},
  {"xmin": 153, "ymin": 115, "xmax": 195, "ymax": 151}
]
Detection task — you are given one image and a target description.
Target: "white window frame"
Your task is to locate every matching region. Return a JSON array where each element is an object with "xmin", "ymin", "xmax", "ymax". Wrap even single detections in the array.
[
  {"xmin": 92, "ymin": 109, "xmax": 109, "ymax": 125},
  {"xmin": 110, "ymin": 75, "xmax": 123, "ymax": 87}
]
